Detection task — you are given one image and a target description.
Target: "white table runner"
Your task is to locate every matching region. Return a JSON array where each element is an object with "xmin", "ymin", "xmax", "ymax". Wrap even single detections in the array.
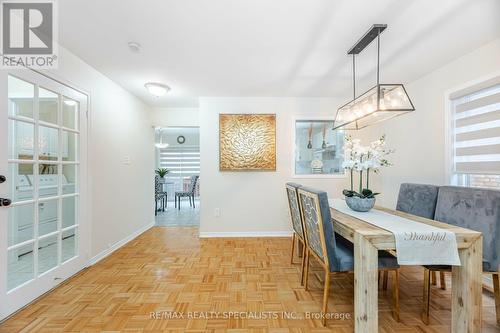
[{"xmin": 329, "ymin": 199, "xmax": 461, "ymax": 266}]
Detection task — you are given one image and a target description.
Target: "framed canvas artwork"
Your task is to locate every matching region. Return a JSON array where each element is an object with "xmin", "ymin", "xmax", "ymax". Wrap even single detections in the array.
[{"xmin": 219, "ymin": 114, "xmax": 276, "ymax": 171}]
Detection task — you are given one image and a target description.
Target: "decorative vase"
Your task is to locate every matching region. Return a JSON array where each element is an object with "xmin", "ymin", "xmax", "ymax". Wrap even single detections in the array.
[{"xmin": 345, "ymin": 196, "xmax": 376, "ymax": 212}]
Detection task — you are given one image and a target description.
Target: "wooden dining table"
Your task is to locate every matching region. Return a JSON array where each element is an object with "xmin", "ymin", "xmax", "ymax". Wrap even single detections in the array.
[{"xmin": 330, "ymin": 205, "xmax": 483, "ymax": 333}]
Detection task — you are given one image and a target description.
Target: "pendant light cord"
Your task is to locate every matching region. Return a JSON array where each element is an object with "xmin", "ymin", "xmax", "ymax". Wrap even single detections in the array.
[
  {"xmin": 377, "ymin": 31, "xmax": 380, "ymax": 86},
  {"xmin": 352, "ymin": 54, "xmax": 356, "ymax": 100}
]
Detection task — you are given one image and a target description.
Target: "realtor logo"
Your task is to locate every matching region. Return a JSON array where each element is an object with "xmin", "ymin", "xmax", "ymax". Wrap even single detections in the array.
[{"xmin": 1, "ymin": 0, "xmax": 58, "ymax": 68}]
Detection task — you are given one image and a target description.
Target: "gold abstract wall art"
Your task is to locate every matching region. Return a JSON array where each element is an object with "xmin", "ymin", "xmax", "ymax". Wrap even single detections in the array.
[{"xmin": 219, "ymin": 114, "xmax": 276, "ymax": 171}]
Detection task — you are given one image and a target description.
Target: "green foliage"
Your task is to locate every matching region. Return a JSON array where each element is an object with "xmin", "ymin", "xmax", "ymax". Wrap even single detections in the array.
[
  {"xmin": 342, "ymin": 189, "xmax": 380, "ymax": 199},
  {"xmin": 155, "ymin": 168, "xmax": 170, "ymax": 178}
]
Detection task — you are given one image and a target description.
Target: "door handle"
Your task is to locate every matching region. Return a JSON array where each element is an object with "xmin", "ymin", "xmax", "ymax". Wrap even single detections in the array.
[
  {"xmin": 0, "ymin": 175, "xmax": 5, "ymax": 183},
  {"xmin": 0, "ymin": 198, "xmax": 12, "ymax": 207}
]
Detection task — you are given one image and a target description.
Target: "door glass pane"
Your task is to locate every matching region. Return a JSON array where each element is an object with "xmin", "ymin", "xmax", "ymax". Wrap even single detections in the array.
[
  {"xmin": 38, "ymin": 199, "xmax": 58, "ymax": 236},
  {"xmin": 38, "ymin": 164, "xmax": 59, "ymax": 198},
  {"xmin": 63, "ymin": 131, "xmax": 78, "ymax": 162},
  {"xmin": 62, "ymin": 228, "xmax": 77, "ymax": 262},
  {"xmin": 62, "ymin": 164, "xmax": 77, "ymax": 194},
  {"xmin": 8, "ymin": 203, "xmax": 35, "ymax": 247},
  {"xmin": 62, "ymin": 98, "xmax": 78, "ymax": 130},
  {"xmin": 8, "ymin": 243, "xmax": 34, "ymax": 291},
  {"xmin": 38, "ymin": 235, "xmax": 58, "ymax": 275},
  {"xmin": 39, "ymin": 87, "xmax": 58, "ymax": 125},
  {"xmin": 9, "ymin": 120, "xmax": 34, "ymax": 160},
  {"xmin": 8, "ymin": 75, "xmax": 34, "ymax": 119},
  {"xmin": 9, "ymin": 163, "xmax": 34, "ymax": 202},
  {"xmin": 62, "ymin": 196, "xmax": 77, "ymax": 228},
  {"xmin": 39, "ymin": 126, "xmax": 58, "ymax": 161}
]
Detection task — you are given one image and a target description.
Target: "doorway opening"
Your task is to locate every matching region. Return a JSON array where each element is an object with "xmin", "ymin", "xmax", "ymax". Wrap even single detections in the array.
[{"xmin": 154, "ymin": 126, "xmax": 200, "ymax": 226}]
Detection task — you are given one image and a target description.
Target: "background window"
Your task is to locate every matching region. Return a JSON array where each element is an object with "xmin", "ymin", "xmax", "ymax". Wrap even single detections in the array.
[
  {"xmin": 294, "ymin": 120, "xmax": 344, "ymax": 176},
  {"xmin": 157, "ymin": 127, "xmax": 200, "ymax": 197},
  {"xmin": 451, "ymin": 83, "xmax": 500, "ymax": 189}
]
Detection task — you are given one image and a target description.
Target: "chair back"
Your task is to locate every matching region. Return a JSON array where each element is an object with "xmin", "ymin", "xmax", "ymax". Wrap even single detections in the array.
[
  {"xmin": 155, "ymin": 175, "xmax": 162, "ymax": 195},
  {"xmin": 189, "ymin": 175, "xmax": 199, "ymax": 194},
  {"xmin": 396, "ymin": 183, "xmax": 439, "ymax": 219},
  {"xmin": 285, "ymin": 183, "xmax": 304, "ymax": 240},
  {"xmin": 297, "ymin": 187, "xmax": 339, "ymax": 271},
  {"xmin": 435, "ymin": 186, "xmax": 500, "ymax": 272}
]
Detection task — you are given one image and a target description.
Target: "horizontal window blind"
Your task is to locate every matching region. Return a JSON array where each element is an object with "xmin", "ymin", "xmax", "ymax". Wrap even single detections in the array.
[
  {"xmin": 453, "ymin": 84, "xmax": 500, "ymax": 175},
  {"xmin": 159, "ymin": 146, "xmax": 200, "ymax": 176}
]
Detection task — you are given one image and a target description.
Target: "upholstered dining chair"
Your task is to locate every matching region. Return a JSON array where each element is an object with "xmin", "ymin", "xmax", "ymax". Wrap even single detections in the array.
[
  {"xmin": 421, "ymin": 186, "xmax": 500, "ymax": 325},
  {"xmin": 175, "ymin": 175, "xmax": 199, "ymax": 210},
  {"xmin": 394, "ymin": 183, "xmax": 446, "ymax": 290},
  {"xmin": 154, "ymin": 175, "xmax": 167, "ymax": 215},
  {"xmin": 285, "ymin": 182, "xmax": 307, "ymax": 285},
  {"xmin": 297, "ymin": 186, "xmax": 401, "ymax": 326}
]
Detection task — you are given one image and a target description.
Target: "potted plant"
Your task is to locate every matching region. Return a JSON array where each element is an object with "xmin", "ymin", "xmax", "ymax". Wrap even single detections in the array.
[
  {"xmin": 342, "ymin": 135, "xmax": 393, "ymax": 212},
  {"xmin": 155, "ymin": 168, "xmax": 170, "ymax": 180}
]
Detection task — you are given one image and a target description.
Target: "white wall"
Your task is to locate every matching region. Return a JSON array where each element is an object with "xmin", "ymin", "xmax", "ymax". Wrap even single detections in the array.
[
  {"xmin": 152, "ymin": 107, "xmax": 200, "ymax": 127},
  {"xmin": 199, "ymin": 97, "xmax": 349, "ymax": 236},
  {"xmin": 46, "ymin": 46, "xmax": 155, "ymax": 257},
  {"xmin": 358, "ymin": 38, "xmax": 500, "ymax": 208}
]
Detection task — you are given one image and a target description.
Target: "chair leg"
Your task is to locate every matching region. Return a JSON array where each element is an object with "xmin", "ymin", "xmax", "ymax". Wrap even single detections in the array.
[
  {"xmin": 297, "ymin": 241, "xmax": 303, "ymax": 258},
  {"xmin": 321, "ymin": 269, "xmax": 331, "ymax": 327},
  {"xmin": 493, "ymin": 273, "xmax": 500, "ymax": 325},
  {"xmin": 422, "ymin": 268, "xmax": 431, "ymax": 325},
  {"xmin": 392, "ymin": 270, "xmax": 400, "ymax": 322},
  {"xmin": 178, "ymin": 196, "xmax": 181, "ymax": 210},
  {"xmin": 304, "ymin": 250, "xmax": 310, "ymax": 291},
  {"xmin": 383, "ymin": 271, "xmax": 389, "ymax": 291},
  {"xmin": 193, "ymin": 195, "xmax": 195, "ymax": 208},
  {"xmin": 300, "ymin": 241, "xmax": 307, "ymax": 286},
  {"xmin": 174, "ymin": 195, "xmax": 177, "ymax": 208},
  {"xmin": 155, "ymin": 199, "xmax": 158, "ymax": 216},
  {"xmin": 431, "ymin": 271, "xmax": 437, "ymax": 285},
  {"xmin": 440, "ymin": 271, "xmax": 446, "ymax": 290},
  {"xmin": 290, "ymin": 233, "xmax": 296, "ymax": 264}
]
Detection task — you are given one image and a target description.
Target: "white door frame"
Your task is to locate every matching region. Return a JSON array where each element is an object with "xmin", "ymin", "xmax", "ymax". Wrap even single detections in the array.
[{"xmin": 0, "ymin": 68, "xmax": 90, "ymax": 321}]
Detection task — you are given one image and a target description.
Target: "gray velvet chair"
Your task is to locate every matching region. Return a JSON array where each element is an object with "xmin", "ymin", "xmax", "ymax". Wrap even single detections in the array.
[
  {"xmin": 285, "ymin": 183, "xmax": 307, "ymax": 285},
  {"xmin": 420, "ymin": 186, "xmax": 500, "ymax": 325},
  {"xmin": 297, "ymin": 186, "xmax": 401, "ymax": 326},
  {"xmin": 396, "ymin": 183, "xmax": 439, "ymax": 219},
  {"xmin": 394, "ymin": 183, "xmax": 446, "ymax": 290}
]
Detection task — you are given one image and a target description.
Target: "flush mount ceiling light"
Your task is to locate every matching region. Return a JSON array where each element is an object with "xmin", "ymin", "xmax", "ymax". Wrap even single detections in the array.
[
  {"xmin": 333, "ymin": 24, "xmax": 415, "ymax": 130},
  {"xmin": 145, "ymin": 82, "xmax": 170, "ymax": 97},
  {"xmin": 128, "ymin": 41, "xmax": 141, "ymax": 53}
]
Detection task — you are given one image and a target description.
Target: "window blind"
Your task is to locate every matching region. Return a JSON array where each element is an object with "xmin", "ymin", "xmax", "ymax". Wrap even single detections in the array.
[
  {"xmin": 453, "ymin": 85, "xmax": 500, "ymax": 175},
  {"xmin": 159, "ymin": 146, "xmax": 200, "ymax": 176}
]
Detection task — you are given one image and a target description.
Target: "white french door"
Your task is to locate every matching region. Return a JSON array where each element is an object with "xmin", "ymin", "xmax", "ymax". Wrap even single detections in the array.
[{"xmin": 0, "ymin": 69, "xmax": 88, "ymax": 320}]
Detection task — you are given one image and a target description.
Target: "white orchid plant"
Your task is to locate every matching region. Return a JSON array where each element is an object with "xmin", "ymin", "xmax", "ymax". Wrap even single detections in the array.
[{"xmin": 342, "ymin": 135, "xmax": 394, "ymax": 199}]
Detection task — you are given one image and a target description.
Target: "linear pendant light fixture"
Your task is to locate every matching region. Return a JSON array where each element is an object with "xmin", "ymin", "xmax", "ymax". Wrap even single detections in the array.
[
  {"xmin": 155, "ymin": 128, "xmax": 169, "ymax": 149},
  {"xmin": 333, "ymin": 24, "xmax": 415, "ymax": 130}
]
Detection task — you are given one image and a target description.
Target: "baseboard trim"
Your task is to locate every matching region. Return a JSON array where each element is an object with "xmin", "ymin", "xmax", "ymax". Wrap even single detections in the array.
[
  {"xmin": 88, "ymin": 221, "xmax": 155, "ymax": 266},
  {"xmin": 199, "ymin": 231, "xmax": 292, "ymax": 238}
]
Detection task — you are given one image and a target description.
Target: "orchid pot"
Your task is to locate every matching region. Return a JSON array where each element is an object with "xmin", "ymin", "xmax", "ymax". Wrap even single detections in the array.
[{"xmin": 342, "ymin": 135, "xmax": 394, "ymax": 213}]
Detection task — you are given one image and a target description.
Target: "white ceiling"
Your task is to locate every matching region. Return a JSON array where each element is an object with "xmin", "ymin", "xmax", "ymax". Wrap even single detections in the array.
[{"xmin": 59, "ymin": 0, "xmax": 500, "ymax": 108}]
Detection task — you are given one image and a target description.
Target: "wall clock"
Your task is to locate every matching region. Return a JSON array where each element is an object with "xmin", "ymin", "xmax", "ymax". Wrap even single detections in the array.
[{"xmin": 177, "ymin": 135, "xmax": 186, "ymax": 144}]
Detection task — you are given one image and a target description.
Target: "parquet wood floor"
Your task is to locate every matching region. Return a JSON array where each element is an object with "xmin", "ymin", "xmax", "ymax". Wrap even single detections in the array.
[{"xmin": 0, "ymin": 226, "xmax": 498, "ymax": 332}]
